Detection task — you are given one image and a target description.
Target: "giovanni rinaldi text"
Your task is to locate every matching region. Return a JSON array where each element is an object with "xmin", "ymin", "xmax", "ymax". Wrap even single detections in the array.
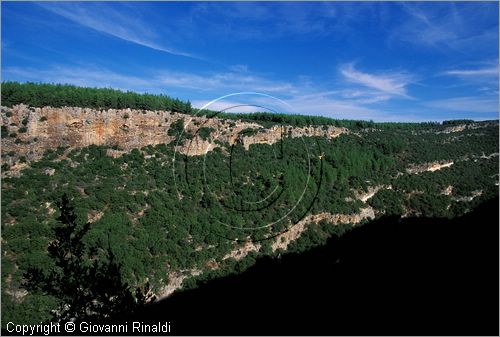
[{"xmin": 6, "ymin": 321, "xmax": 172, "ymax": 335}]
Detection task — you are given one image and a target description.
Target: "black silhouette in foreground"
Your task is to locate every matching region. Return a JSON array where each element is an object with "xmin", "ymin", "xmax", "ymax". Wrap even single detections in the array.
[
  {"xmin": 130, "ymin": 196, "xmax": 499, "ymax": 336},
  {"xmin": 5, "ymin": 195, "xmax": 498, "ymax": 336},
  {"xmin": 22, "ymin": 194, "xmax": 151, "ymax": 324}
]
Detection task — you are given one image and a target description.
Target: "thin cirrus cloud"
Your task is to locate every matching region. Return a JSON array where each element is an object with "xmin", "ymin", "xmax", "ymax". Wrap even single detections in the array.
[
  {"xmin": 397, "ymin": 3, "xmax": 458, "ymax": 47},
  {"xmin": 3, "ymin": 66, "xmax": 161, "ymax": 94},
  {"xmin": 155, "ymin": 70, "xmax": 298, "ymax": 94},
  {"xmin": 190, "ymin": 100, "xmax": 270, "ymax": 114},
  {"xmin": 393, "ymin": 2, "xmax": 498, "ymax": 52},
  {"xmin": 425, "ymin": 96, "xmax": 498, "ymax": 114},
  {"xmin": 191, "ymin": 94, "xmax": 386, "ymax": 121},
  {"xmin": 442, "ymin": 65, "xmax": 498, "ymax": 94},
  {"xmin": 3, "ymin": 64, "xmax": 398, "ymax": 120},
  {"xmin": 444, "ymin": 67, "xmax": 499, "ymax": 78},
  {"xmin": 188, "ymin": 2, "xmax": 343, "ymax": 40},
  {"xmin": 37, "ymin": 2, "xmax": 200, "ymax": 60},
  {"xmin": 4, "ymin": 62, "xmax": 497, "ymax": 121},
  {"xmin": 340, "ymin": 64, "xmax": 413, "ymax": 98},
  {"xmin": 3, "ymin": 65, "xmax": 299, "ymax": 96}
]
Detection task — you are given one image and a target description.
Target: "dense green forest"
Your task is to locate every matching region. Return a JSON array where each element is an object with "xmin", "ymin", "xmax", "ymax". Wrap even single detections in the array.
[
  {"xmin": 2, "ymin": 123, "xmax": 498, "ymax": 324},
  {"xmin": 1, "ymin": 81, "xmax": 193, "ymax": 114},
  {"xmin": 1, "ymin": 82, "xmax": 499, "ymax": 326},
  {"xmin": 1, "ymin": 81, "xmax": 473, "ymax": 129}
]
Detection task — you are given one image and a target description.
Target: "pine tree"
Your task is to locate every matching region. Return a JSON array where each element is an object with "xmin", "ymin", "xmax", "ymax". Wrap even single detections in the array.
[{"xmin": 23, "ymin": 194, "xmax": 151, "ymax": 322}]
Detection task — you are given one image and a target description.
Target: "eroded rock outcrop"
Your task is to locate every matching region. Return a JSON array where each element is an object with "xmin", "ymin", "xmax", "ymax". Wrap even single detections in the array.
[
  {"xmin": 158, "ymin": 269, "xmax": 202, "ymax": 298},
  {"xmin": 2, "ymin": 104, "xmax": 179, "ymax": 164},
  {"xmin": 222, "ymin": 241, "xmax": 262, "ymax": 261},
  {"xmin": 406, "ymin": 161, "xmax": 454, "ymax": 174},
  {"xmin": 271, "ymin": 206, "xmax": 375, "ymax": 252},
  {"xmin": 1, "ymin": 105, "xmax": 348, "ymax": 173},
  {"xmin": 352, "ymin": 185, "xmax": 392, "ymax": 202},
  {"xmin": 156, "ymin": 206, "xmax": 376, "ymax": 300}
]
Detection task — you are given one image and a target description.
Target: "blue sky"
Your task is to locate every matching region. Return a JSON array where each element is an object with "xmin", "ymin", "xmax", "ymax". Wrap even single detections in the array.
[{"xmin": 2, "ymin": 1, "xmax": 498, "ymax": 122}]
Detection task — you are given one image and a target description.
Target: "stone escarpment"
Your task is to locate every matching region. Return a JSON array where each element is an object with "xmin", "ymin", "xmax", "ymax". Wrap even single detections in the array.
[
  {"xmin": 157, "ymin": 206, "xmax": 376, "ymax": 300},
  {"xmin": 2, "ymin": 104, "xmax": 181, "ymax": 164},
  {"xmin": 1, "ymin": 104, "xmax": 348, "ymax": 173},
  {"xmin": 4, "ymin": 104, "xmax": 496, "ymax": 302},
  {"xmin": 270, "ymin": 206, "xmax": 376, "ymax": 252},
  {"xmin": 406, "ymin": 161, "xmax": 454, "ymax": 174}
]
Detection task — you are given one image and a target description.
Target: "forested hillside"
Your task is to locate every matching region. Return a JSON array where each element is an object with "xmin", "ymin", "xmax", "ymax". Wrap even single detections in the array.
[
  {"xmin": 1, "ymin": 82, "xmax": 498, "ymax": 326},
  {"xmin": 2, "ymin": 81, "xmax": 443, "ymax": 128}
]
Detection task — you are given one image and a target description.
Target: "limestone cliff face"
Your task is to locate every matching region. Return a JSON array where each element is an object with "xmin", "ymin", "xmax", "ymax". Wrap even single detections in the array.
[
  {"xmin": 240, "ymin": 124, "xmax": 347, "ymax": 150},
  {"xmin": 1, "ymin": 104, "xmax": 348, "ymax": 170},
  {"xmin": 406, "ymin": 160, "xmax": 454, "ymax": 174},
  {"xmin": 2, "ymin": 104, "xmax": 180, "ymax": 164}
]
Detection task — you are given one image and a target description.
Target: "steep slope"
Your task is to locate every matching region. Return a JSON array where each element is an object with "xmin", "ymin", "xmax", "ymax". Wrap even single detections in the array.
[
  {"xmin": 1, "ymin": 104, "xmax": 347, "ymax": 174},
  {"xmin": 1, "ymin": 100, "xmax": 498, "ymax": 325}
]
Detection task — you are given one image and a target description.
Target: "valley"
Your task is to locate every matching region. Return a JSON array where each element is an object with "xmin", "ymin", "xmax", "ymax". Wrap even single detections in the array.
[{"xmin": 1, "ymin": 82, "xmax": 498, "ymax": 326}]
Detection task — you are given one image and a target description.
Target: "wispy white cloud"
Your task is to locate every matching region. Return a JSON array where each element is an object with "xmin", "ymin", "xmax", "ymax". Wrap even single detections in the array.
[
  {"xmin": 444, "ymin": 67, "xmax": 498, "ymax": 78},
  {"xmin": 393, "ymin": 2, "xmax": 498, "ymax": 52},
  {"xmin": 187, "ymin": 2, "xmax": 375, "ymax": 41},
  {"xmin": 285, "ymin": 94, "xmax": 382, "ymax": 120},
  {"xmin": 9, "ymin": 63, "xmax": 496, "ymax": 121},
  {"xmin": 425, "ymin": 96, "xmax": 498, "ymax": 113},
  {"xmin": 38, "ymin": 3, "xmax": 200, "ymax": 59},
  {"xmin": 155, "ymin": 70, "xmax": 299, "ymax": 94},
  {"xmin": 4, "ymin": 64, "xmax": 400, "ymax": 121},
  {"xmin": 340, "ymin": 64, "xmax": 413, "ymax": 98},
  {"xmin": 441, "ymin": 63, "xmax": 498, "ymax": 94},
  {"xmin": 3, "ymin": 65, "xmax": 299, "ymax": 97},
  {"xmin": 191, "ymin": 100, "xmax": 265, "ymax": 114},
  {"xmin": 398, "ymin": 3, "xmax": 458, "ymax": 47},
  {"xmin": 4, "ymin": 66, "xmax": 150, "ymax": 91},
  {"xmin": 228, "ymin": 64, "xmax": 249, "ymax": 73},
  {"xmin": 189, "ymin": 86, "xmax": 398, "ymax": 121},
  {"xmin": 193, "ymin": 93, "xmax": 386, "ymax": 120}
]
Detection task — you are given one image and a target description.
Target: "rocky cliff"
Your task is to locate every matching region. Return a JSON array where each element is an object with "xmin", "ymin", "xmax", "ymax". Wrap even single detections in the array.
[{"xmin": 1, "ymin": 104, "xmax": 348, "ymax": 173}]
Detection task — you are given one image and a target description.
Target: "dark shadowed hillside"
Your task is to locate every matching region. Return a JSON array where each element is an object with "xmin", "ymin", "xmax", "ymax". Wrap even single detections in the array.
[
  {"xmin": 1, "ymin": 83, "xmax": 498, "ymax": 333},
  {"xmin": 130, "ymin": 197, "xmax": 499, "ymax": 336}
]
